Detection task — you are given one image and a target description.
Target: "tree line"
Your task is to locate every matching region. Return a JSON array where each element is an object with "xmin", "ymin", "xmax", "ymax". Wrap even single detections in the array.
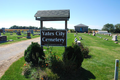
[
  {"xmin": 9, "ymin": 25, "xmax": 57, "ymax": 30},
  {"xmin": 102, "ymin": 23, "xmax": 120, "ymax": 33}
]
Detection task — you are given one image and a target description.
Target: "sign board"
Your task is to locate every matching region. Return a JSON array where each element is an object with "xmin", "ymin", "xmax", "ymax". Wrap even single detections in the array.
[{"xmin": 41, "ymin": 30, "xmax": 67, "ymax": 46}]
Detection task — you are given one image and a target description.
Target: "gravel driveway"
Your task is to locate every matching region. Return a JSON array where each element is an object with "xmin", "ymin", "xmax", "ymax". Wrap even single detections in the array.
[{"xmin": 0, "ymin": 37, "xmax": 40, "ymax": 78}]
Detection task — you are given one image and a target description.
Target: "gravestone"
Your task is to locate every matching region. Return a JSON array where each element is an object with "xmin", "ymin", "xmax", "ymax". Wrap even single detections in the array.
[
  {"xmin": 79, "ymin": 36, "xmax": 82, "ymax": 40},
  {"xmin": 31, "ymin": 30, "xmax": 34, "ymax": 34},
  {"xmin": 0, "ymin": 32, "xmax": 1, "ymax": 36},
  {"xmin": 93, "ymin": 33, "xmax": 95, "ymax": 36},
  {"xmin": 76, "ymin": 32, "xmax": 77, "ymax": 34},
  {"xmin": 108, "ymin": 34, "xmax": 110, "ymax": 36},
  {"xmin": 106, "ymin": 39, "xmax": 108, "ymax": 41},
  {"xmin": 74, "ymin": 35, "xmax": 76, "ymax": 37},
  {"xmin": 77, "ymin": 41, "xmax": 81, "ymax": 46},
  {"xmin": 0, "ymin": 36, "xmax": 7, "ymax": 42},
  {"xmin": 112, "ymin": 35, "xmax": 118, "ymax": 41},
  {"xmin": 74, "ymin": 38, "xmax": 77, "ymax": 43},
  {"xmin": 15, "ymin": 30, "xmax": 17, "ymax": 33},
  {"xmin": 103, "ymin": 38, "xmax": 106, "ymax": 40},
  {"xmin": 2, "ymin": 28, "xmax": 5, "ymax": 33},
  {"xmin": 22, "ymin": 30, "xmax": 24, "ymax": 33},
  {"xmin": 17, "ymin": 31, "xmax": 21, "ymax": 35},
  {"xmin": 27, "ymin": 32, "xmax": 31, "ymax": 39}
]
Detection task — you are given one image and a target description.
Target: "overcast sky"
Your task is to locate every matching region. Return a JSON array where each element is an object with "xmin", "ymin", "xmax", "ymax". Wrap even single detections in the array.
[{"xmin": 0, "ymin": 0, "xmax": 120, "ymax": 29}]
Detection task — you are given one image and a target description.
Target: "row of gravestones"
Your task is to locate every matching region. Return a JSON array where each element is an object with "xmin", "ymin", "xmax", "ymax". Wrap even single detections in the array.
[
  {"xmin": 0, "ymin": 32, "xmax": 32, "ymax": 43},
  {"xmin": 90, "ymin": 32, "xmax": 118, "ymax": 41},
  {"xmin": 74, "ymin": 34, "xmax": 82, "ymax": 46}
]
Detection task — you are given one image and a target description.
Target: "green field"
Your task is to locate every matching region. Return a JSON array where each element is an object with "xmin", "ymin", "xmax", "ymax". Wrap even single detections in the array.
[
  {"xmin": 0, "ymin": 33, "xmax": 120, "ymax": 80},
  {"xmin": 0, "ymin": 32, "xmax": 40, "ymax": 46}
]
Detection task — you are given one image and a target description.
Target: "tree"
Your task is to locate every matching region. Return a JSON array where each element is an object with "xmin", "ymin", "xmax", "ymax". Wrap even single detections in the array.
[
  {"xmin": 114, "ymin": 24, "xmax": 120, "ymax": 33},
  {"xmin": 102, "ymin": 23, "xmax": 114, "ymax": 32}
]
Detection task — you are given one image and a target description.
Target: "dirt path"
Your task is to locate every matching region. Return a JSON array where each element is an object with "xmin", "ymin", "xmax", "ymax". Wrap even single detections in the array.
[{"xmin": 0, "ymin": 37, "xmax": 40, "ymax": 78}]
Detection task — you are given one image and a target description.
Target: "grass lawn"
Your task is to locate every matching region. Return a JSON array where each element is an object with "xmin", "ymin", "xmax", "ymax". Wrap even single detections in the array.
[
  {"xmin": 0, "ymin": 32, "xmax": 40, "ymax": 46},
  {"xmin": 0, "ymin": 33, "xmax": 120, "ymax": 80}
]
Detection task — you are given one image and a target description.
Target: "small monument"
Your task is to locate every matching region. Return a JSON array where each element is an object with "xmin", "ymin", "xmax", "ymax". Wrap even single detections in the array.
[
  {"xmin": 77, "ymin": 41, "xmax": 81, "ymax": 46},
  {"xmin": 79, "ymin": 36, "xmax": 82, "ymax": 40},
  {"xmin": 93, "ymin": 33, "xmax": 95, "ymax": 36},
  {"xmin": 2, "ymin": 28, "xmax": 5, "ymax": 33},
  {"xmin": 112, "ymin": 35, "xmax": 118, "ymax": 41},
  {"xmin": 27, "ymin": 32, "xmax": 31, "ymax": 39},
  {"xmin": 74, "ymin": 34, "xmax": 76, "ymax": 37},
  {"xmin": 0, "ymin": 36, "xmax": 7, "ymax": 43},
  {"xmin": 74, "ymin": 38, "xmax": 77, "ymax": 43},
  {"xmin": 17, "ymin": 31, "xmax": 21, "ymax": 35},
  {"xmin": 31, "ymin": 30, "xmax": 34, "ymax": 34}
]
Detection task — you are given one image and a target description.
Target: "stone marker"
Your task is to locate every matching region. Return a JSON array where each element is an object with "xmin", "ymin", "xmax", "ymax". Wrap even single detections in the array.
[
  {"xmin": 27, "ymin": 32, "xmax": 31, "ymax": 39},
  {"xmin": 79, "ymin": 36, "xmax": 82, "ymax": 40},
  {"xmin": 0, "ymin": 36, "xmax": 7, "ymax": 42},
  {"xmin": 31, "ymin": 30, "xmax": 34, "ymax": 34},
  {"xmin": 93, "ymin": 33, "xmax": 95, "ymax": 36},
  {"xmin": 112, "ymin": 35, "xmax": 118, "ymax": 41},
  {"xmin": 106, "ymin": 39, "xmax": 108, "ymax": 41},
  {"xmin": 74, "ymin": 38, "xmax": 77, "ymax": 43},
  {"xmin": 0, "ymin": 32, "xmax": 1, "ymax": 36},
  {"xmin": 103, "ymin": 38, "xmax": 106, "ymax": 40},
  {"xmin": 17, "ymin": 31, "xmax": 21, "ymax": 35},
  {"xmin": 114, "ymin": 42, "xmax": 118, "ymax": 44},
  {"xmin": 74, "ymin": 34, "xmax": 76, "ymax": 37},
  {"xmin": 77, "ymin": 41, "xmax": 81, "ymax": 46}
]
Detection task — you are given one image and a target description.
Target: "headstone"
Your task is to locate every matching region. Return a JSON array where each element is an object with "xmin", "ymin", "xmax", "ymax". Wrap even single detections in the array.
[
  {"xmin": 0, "ymin": 32, "xmax": 1, "ymax": 36},
  {"xmin": 108, "ymin": 34, "xmax": 110, "ymax": 36},
  {"xmin": 17, "ymin": 31, "xmax": 21, "ymax": 35},
  {"xmin": 79, "ymin": 36, "xmax": 82, "ymax": 40},
  {"xmin": 103, "ymin": 38, "xmax": 106, "ymax": 40},
  {"xmin": 112, "ymin": 35, "xmax": 118, "ymax": 41},
  {"xmin": 93, "ymin": 33, "xmax": 95, "ymax": 36},
  {"xmin": 106, "ymin": 39, "xmax": 108, "ymax": 41},
  {"xmin": 31, "ymin": 30, "xmax": 34, "ymax": 34},
  {"xmin": 0, "ymin": 36, "xmax": 7, "ymax": 42},
  {"xmin": 27, "ymin": 32, "xmax": 31, "ymax": 39},
  {"xmin": 74, "ymin": 34, "xmax": 76, "ymax": 37},
  {"xmin": 77, "ymin": 41, "xmax": 81, "ymax": 46},
  {"xmin": 74, "ymin": 38, "xmax": 77, "ymax": 43},
  {"xmin": 15, "ymin": 30, "xmax": 17, "ymax": 33},
  {"xmin": 76, "ymin": 32, "xmax": 77, "ymax": 34},
  {"xmin": 114, "ymin": 42, "xmax": 118, "ymax": 44},
  {"xmin": 22, "ymin": 30, "xmax": 24, "ymax": 33},
  {"xmin": 2, "ymin": 28, "xmax": 5, "ymax": 33}
]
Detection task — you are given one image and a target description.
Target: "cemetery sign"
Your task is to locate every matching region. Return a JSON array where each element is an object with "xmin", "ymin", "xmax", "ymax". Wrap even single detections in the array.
[{"xmin": 41, "ymin": 30, "xmax": 67, "ymax": 46}]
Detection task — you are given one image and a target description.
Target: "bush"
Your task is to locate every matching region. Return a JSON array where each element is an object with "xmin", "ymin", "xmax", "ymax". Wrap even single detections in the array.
[
  {"xmin": 80, "ymin": 43, "xmax": 89, "ymax": 58},
  {"xmin": 24, "ymin": 42, "xmax": 45, "ymax": 66},
  {"xmin": 62, "ymin": 44, "xmax": 84, "ymax": 71}
]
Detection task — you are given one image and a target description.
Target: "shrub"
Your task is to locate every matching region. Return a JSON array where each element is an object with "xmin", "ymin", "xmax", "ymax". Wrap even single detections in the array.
[
  {"xmin": 62, "ymin": 44, "xmax": 84, "ymax": 71},
  {"xmin": 80, "ymin": 43, "xmax": 89, "ymax": 58},
  {"xmin": 24, "ymin": 42, "xmax": 45, "ymax": 66}
]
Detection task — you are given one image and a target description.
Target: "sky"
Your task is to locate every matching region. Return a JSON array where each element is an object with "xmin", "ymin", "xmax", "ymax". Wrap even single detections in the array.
[{"xmin": 0, "ymin": 0, "xmax": 120, "ymax": 29}]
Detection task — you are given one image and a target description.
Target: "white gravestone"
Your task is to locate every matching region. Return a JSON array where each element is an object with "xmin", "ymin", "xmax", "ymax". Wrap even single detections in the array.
[
  {"xmin": 112, "ymin": 35, "xmax": 118, "ymax": 41},
  {"xmin": 93, "ymin": 33, "xmax": 95, "ymax": 36},
  {"xmin": 77, "ymin": 41, "xmax": 81, "ymax": 46}
]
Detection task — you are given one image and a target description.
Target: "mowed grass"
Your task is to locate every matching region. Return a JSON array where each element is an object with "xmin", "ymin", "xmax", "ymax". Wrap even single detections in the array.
[
  {"xmin": 0, "ymin": 33, "xmax": 120, "ymax": 80},
  {"xmin": 0, "ymin": 32, "xmax": 40, "ymax": 46}
]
